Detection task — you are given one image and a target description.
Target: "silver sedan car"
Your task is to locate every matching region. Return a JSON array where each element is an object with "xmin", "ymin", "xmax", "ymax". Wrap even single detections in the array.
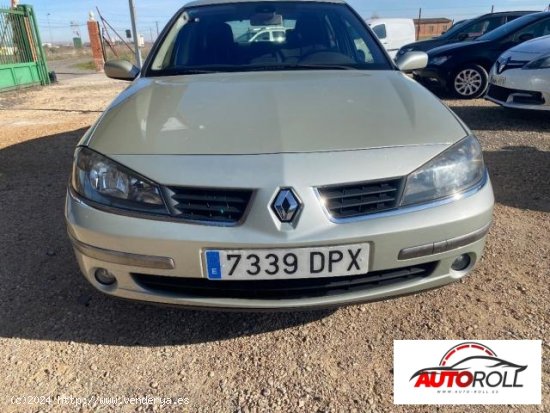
[
  {"xmin": 66, "ymin": 0, "xmax": 494, "ymax": 310},
  {"xmin": 486, "ymin": 35, "xmax": 550, "ymax": 111}
]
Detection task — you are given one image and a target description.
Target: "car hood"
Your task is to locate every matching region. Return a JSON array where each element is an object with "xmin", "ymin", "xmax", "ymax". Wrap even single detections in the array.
[
  {"xmin": 501, "ymin": 34, "xmax": 550, "ymax": 59},
  {"xmin": 428, "ymin": 40, "xmax": 489, "ymax": 56},
  {"xmin": 86, "ymin": 70, "xmax": 467, "ymax": 156},
  {"xmin": 401, "ymin": 38, "xmax": 446, "ymax": 53}
]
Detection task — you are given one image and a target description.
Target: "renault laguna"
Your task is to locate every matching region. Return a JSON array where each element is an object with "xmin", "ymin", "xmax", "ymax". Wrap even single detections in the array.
[{"xmin": 66, "ymin": 0, "xmax": 494, "ymax": 310}]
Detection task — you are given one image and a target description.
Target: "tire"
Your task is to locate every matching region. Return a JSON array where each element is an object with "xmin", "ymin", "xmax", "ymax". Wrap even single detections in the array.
[{"xmin": 452, "ymin": 64, "xmax": 489, "ymax": 99}]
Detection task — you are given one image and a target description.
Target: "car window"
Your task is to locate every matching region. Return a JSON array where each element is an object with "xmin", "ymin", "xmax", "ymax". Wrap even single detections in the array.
[
  {"xmin": 485, "ymin": 16, "xmax": 505, "ymax": 32},
  {"xmin": 459, "ymin": 16, "xmax": 502, "ymax": 39},
  {"xmin": 372, "ymin": 24, "xmax": 387, "ymax": 39},
  {"xmin": 512, "ymin": 17, "xmax": 550, "ymax": 41},
  {"xmin": 254, "ymin": 31, "xmax": 271, "ymax": 42},
  {"xmin": 441, "ymin": 19, "xmax": 470, "ymax": 38},
  {"xmin": 273, "ymin": 30, "xmax": 286, "ymax": 42},
  {"xmin": 478, "ymin": 13, "xmax": 545, "ymax": 41},
  {"xmin": 347, "ymin": 21, "xmax": 374, "ymax": 63},
  {"xmin": 148, "ymin": 1, "xmax": 390, "ymax": 75},
  {"xmin": 506, "ymin": 15, "xmax": 522, "ymax": 23}
]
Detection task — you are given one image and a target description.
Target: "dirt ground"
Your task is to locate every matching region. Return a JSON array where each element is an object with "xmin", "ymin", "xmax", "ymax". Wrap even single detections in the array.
[{"xmin": 0, "ymin": 73, "xmax": 548, "ymax": 412}]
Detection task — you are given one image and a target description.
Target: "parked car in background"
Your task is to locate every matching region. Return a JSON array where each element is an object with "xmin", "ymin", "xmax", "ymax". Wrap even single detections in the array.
[
  {"xmin": 415, "ymin": 12, "xmax": 550, "ymax": 98},
  {"xmin": 396, "ymin": 11, "xmax": 536, "ymax": 58},
  {"xmin": 367, "ymin": 18, "xmax": 415, "ymax": 58},
  {"xmin": 486, "ymin": 35, "xmax": 550, "ymax": 110},
  {"xmin": 67, "ymin": 0, "xmax": 494, "ymax": 310},
  {"xmin": 444, "ymin": 19, "xmax": 470, "ymax": 33},
  {"xmin": 236, "ymin": 26, "xmax": 287, "ymax": 43}
]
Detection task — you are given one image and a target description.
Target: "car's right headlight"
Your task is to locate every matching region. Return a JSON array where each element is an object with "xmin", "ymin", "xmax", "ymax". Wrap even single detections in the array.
[
  {"xmin": 71, "ymin": 147, "xmax": 170, "ymax": 215},
  {"xmin": 401, "ymin": 136, "xmax": 485, "ymax": 206},
  {"xmin": 523, "ymin": 55, "xmax": 550, "ymax": 69}
]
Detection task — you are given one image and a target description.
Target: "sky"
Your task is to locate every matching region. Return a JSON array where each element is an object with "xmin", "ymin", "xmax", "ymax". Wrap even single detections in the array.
[{"xmin": 20, "ymin": 0, "xmax": 550, "ymax": 44}]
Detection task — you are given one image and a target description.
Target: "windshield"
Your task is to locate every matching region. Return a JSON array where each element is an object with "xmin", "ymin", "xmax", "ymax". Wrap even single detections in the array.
[
  {"xmin": 147, "ymin": 1, "xmax": 390, "ymax": 76},
  {"xmin": 477, "ymin": 13, "xmax": 543, "ymax": 41},
  {"xmin": 440, "ymin": 19, "xmax": 471, "ymax": 39}
]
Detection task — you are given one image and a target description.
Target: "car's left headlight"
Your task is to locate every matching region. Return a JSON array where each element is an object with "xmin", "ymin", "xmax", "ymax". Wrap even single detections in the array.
[
  {"xmin": 523, "ymin": 55, "xmax": 550, "ymax": 69},
  {"xmin": 71, "ymin": 147, "xmax": 170, "ymax": 215},
  {"xmin": 401, "ymin": 136, "xmax": 485, "ymax": 206},
  {"xmin": 429, "ymin": 55, "xmax": 450, "ymax": 66}
]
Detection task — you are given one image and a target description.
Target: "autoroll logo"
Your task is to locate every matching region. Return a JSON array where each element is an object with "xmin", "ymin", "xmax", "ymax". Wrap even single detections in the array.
[
  {"xmin": 394, "ymin": 340, "xmax": 541, "ymax": 405},
  {"xmin": 411, "ymin": 342, "xmax": 526, "ymax": 390}
]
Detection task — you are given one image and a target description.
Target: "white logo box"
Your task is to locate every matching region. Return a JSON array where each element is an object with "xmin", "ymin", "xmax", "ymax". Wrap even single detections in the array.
[{"xmin": 394, "ymin": 340, "xmax": 541, "ymax": 405}]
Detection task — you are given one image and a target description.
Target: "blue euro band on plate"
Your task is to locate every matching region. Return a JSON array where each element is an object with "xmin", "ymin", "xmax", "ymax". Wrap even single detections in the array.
[{"xmin": 206, "ymin": 251, "xmax": 222, "ymax": 280}]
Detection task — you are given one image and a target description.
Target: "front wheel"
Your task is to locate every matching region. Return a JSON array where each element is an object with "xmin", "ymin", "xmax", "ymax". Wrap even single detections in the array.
[{"xmin": 452, "ymin": 64, "xmax": 489, "ymax": 99}]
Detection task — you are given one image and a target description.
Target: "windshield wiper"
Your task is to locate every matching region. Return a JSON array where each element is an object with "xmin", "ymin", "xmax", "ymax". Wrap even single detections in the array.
[
  {"xmin": 176, "ymin": 69, "xmax": 221, "ymax": 74},
  {"xmin": 293, "ymin": 64, "xmax": 357, "ymax": 70},
  {"xmin": 159, "ymin": 64, "xmax": 358, "ymax": 76},
  {"xmin": 243, "ymin": 64, "xmax": 357, "ymax": 72}
]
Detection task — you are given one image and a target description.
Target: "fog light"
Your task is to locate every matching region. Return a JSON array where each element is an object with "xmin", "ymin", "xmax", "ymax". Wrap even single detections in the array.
[
  {"xmin": 451, "ymin": 254, "xmax": 471, "ymax": 271},
  {"xmin": 94, "ymin": 268, "xmax": 116, "ymax": 285}
]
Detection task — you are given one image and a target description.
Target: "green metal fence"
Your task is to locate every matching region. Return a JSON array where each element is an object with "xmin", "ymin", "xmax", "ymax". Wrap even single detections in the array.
[{"xmin": 0, "ymin": 4, "xmax": 50, "ymax": 92}]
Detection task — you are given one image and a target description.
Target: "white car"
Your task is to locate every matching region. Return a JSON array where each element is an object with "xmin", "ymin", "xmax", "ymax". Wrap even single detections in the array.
[
  {"xmin": 486, "ymin": 35, "xmax": 550, "ymax": 111},
  {"xmin": 236, "ymin": 26, "xmax": 287, "ymax": 43}
]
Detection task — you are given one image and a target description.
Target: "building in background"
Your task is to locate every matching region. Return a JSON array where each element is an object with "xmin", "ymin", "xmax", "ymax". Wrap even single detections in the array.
[{"xmin": 414, "ymin": 18, "xmax": 452, "ymax": 39}]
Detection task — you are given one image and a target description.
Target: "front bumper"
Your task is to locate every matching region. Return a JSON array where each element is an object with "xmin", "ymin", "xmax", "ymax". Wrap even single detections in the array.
[
  {"xmin": 66, "ymin": 175, "xmax": 494, "ymax": 310},
  {"xmin": 413, "ymin": 66, "xmax": 450, "ymax": 91},
  {"xmin": 486, "ymin": 68, "xmax": 550, "ymax": 111}
]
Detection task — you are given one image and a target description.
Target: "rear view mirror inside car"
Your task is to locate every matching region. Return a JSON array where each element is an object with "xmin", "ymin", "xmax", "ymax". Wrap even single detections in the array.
[{"xmin": 251, "ymin": 12, "xmax": 283, "ymax": 26}]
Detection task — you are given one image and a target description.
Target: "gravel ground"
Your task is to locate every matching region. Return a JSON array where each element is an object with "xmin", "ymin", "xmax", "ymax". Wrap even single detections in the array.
[{"xmin": 0, "ymin": 74, "xmax": 548, "ymax": 413}]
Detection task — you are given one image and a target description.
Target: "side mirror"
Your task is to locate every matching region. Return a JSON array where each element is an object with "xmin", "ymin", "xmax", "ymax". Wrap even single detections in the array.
[
  {"xmin": 457, "ymin": 33, "xmax": 469, "ymax": 41},
  {"xmin": 104, "ymin": 60, "xmax": 139, "ymax": 81},
  {"xmin": 396, "ymin": 51, "xmax": 428, "ymax": 72}
]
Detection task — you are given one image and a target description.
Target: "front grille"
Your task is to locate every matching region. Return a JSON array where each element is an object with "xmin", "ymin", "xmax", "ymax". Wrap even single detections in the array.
[
  {"xmin": 496, "ymin": 59, "xmax": 528, "ymax": 73},
  {"xmin": 132, "ymin": 262, "xmax": 436, "ymax": 300},
  {"xmin": 165, "ymin": 186, "xmax": 253, "ymax": 225},
  {"xmin": 487, "ymin": 84, "xmax": 545, "ymax": 105},
  {"xmin": 317, "ymin": 178, "xmax": 402, "ymax": 220}
]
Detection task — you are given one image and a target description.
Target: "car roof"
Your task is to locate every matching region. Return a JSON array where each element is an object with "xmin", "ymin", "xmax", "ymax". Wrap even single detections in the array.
[
  {"xmin": 186, "ymin": 0, "xmax": 346, "ymax": 7},
  {"xmin": 482, "ymin": 10, "xmax": 538, "ymax": 16},
  {"xmin": 461, "ymin": 11, "xmax": 535, "ymax": 21}
]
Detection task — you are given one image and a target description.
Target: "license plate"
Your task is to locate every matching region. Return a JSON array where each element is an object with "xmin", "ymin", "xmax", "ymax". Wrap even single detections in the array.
[
  {"xmin": 490, "ymin": 74, "xmax": 506, "ymax": 87},
  {"xmin": 203, "ymin": 243, "xmax": 370, "ymax": 280}
]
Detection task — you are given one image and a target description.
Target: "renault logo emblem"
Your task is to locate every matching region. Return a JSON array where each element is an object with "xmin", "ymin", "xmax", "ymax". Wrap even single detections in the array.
[
  {"xmin": 272, "ymin": 188, "xmax": 302, "ymax": 223},
  {"xmin": 497, "ymin": 57, "xmax": 510, "ymax": 74}
]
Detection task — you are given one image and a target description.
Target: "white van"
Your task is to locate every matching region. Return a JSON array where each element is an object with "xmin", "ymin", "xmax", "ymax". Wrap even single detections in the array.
[{"xmin": 366, "ymin": 18, "xmax": 416, "ymax": 59}]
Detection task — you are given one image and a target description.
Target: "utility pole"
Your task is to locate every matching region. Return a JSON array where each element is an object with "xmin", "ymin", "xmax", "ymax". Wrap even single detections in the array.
[
  {"xmin": 128, "ymin": 0, "xmax": 143, "ymax": 67},
  {"xmin": 155, "ymin": 21, "xmax": 159, "ymax": 37},
  {"xmin": 46, "ymin": 12, "xmax": 53, "ymax": 44},
  {"xmin": 416, "ymin": 8, "xmax": 422, "ymax": 41},
  {"xmin": 491, "ymin": 5, "xmax": 494, "ymax": 13}
]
